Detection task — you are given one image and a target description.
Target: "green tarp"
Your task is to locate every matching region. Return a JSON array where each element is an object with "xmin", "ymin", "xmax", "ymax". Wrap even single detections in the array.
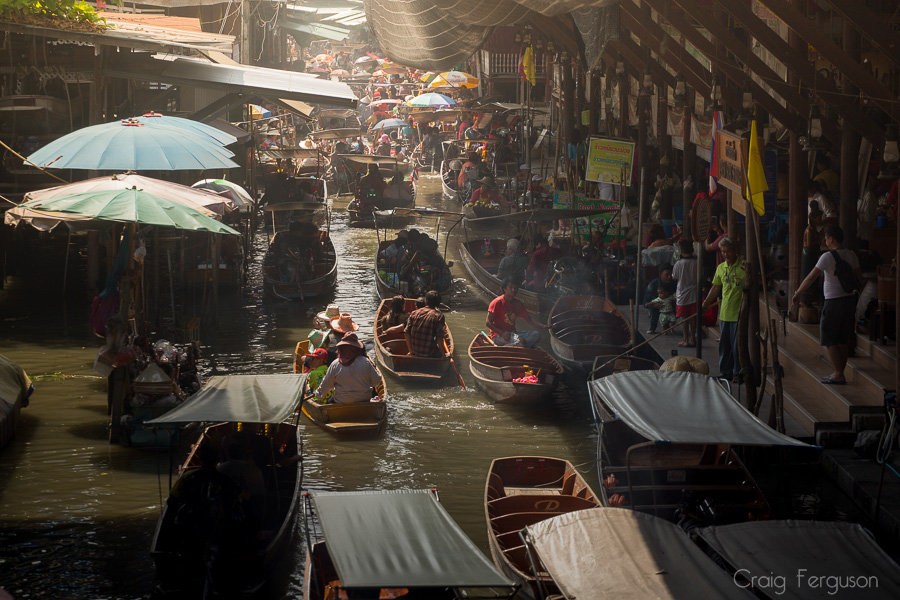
[
  {"xmin": 147, "ymin": 374, "xmax": 307, "ymax": 424},
  {"xmin": 311, "ymin": 489, "xmax": 514, "ymax": 589}
]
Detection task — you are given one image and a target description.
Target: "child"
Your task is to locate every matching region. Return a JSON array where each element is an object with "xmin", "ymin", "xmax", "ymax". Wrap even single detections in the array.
[
  {"xmin": 305, "ymin": 348, "xmax": 333, "ymax": 404},
  {"xmin": 672, "ymin": 239, "xmax": 699, "ymax": 347},
  {"xmin": 645, "ymin": 286, "xmax": 676, "ymax": 333}
]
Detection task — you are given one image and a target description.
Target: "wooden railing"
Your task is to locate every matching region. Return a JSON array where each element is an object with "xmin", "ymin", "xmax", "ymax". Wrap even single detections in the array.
[{"xmin": 483, "ymin": 52, "xmax": 545, "ymax": 78}]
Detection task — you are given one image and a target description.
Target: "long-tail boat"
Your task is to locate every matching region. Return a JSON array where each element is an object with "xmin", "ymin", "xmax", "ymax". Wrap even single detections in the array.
[
  {"xmin": 467, "ymin": 333, "xmax": 563, "ymax": 403},
  {"xmin": 548, "ymin": 295, "xmax": 633, "ymax": 370},
  {"xmin": 373, "ymin": 298, "xmax": 454, "ymax": 383}
]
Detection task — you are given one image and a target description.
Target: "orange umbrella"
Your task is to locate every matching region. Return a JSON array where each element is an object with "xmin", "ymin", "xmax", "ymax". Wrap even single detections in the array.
[{"xmin": 316, "ymin": 54, "xmax": 335, "ymax": 63}]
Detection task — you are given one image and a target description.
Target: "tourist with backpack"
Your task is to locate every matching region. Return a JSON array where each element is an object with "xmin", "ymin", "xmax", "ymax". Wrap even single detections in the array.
[{"xmin": 791, "ymin": 225, "xmax": 862, "ymax": 385}]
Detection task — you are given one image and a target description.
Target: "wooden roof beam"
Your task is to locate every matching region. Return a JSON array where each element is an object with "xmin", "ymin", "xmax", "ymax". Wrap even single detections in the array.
[
  {"xmin": 826, "ymin": 0, "xmax": 900, "ymax": 69},
  {"xmin": 707, "ymin": 0, "xmax": 890, "ymax": 140},
  {"xmin": 610, "ymin": 36, "xmax": 676, "ymax": 90},
  {"xmin": 639, "ymin": 0, "xmax": 799, "ymax": 133}
]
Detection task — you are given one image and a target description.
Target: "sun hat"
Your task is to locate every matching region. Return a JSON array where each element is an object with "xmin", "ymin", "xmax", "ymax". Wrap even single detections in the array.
[
  {"xmin": 519, "ymin": 163, "xmax": 529, "ymax": 171},
  {"xmin": 449, "ymin": 160, "xmax": 463, "ymax": 170},
  {"xmin": 532, "ymin": 174, "xmax": 543, "ymax": 182},
  {"xmin": 304, "ymin": 347, "xmax": 328, "ymax": 361},
  {"xmin": 336, "ymin": 332, "xmax": 364, "ymax": 348},
  {"xmin": 307, "ymin": 329, "xmax": 328, "ymax": 349},
  {"xmin": 316, "ymin": 304, "xmax": 341, "ymax": 326},
  {"xmin": 299, "ymin": 139, "xmax": 316, "ymax": 149},
  {"xmin": 380, "ymin": 134, "xmax": 390, "ymax": 143},
  {"xmin": 477, "ymin": 176, "xmax": 496, "ymax": 186},
  {"xmin": 331, "ymin": 312, "xmax": 360, "ymax": 333}
]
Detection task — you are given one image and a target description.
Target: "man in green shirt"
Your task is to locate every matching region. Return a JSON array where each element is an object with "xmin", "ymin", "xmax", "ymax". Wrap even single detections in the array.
[{"xmin": 702, "ymin": 238, "xmax": 745, "ymax": 381}]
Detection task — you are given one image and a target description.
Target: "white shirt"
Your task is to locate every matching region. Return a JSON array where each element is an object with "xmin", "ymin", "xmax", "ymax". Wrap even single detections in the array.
[
  {"xmin": 816, "ymin": 249, "xmax": 860, "ymax": 300},
  {"xmin": 672, "ymin": 256, "xmax": 699, "ymax": 306},
  {"xmin": 314, "ymin": 356, "xmax": 381, "ymax": 403}
]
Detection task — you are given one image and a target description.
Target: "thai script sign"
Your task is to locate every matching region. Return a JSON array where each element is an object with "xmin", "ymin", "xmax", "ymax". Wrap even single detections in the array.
[{"xmin": 585, "ymin": 137, "xmax": 635, "ymax": 184}]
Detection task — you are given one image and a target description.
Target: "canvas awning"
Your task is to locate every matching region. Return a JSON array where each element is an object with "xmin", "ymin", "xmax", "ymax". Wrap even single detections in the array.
[
  {"xmin": 105, "ymin": 54, "xmax": 357, "ymax": 109},
  {"xmin": 280, "ymin": 17, "xmax": 352, "ymax": 42},
  {"xmin": 464, "ymin": 208, "xmax": 617, "ymax": 223},
  {"xmin": 589, "ymin": 371, "xmax": 811, "ymax": 447},
  {"xmin": 147, "ymin": 374, "xmax": 307, "ymax": 424},
  {"xmin": 526, "ymin": 508, "xmax": 755, "ymax": 599},
  {"xmin": 308, "ymin": 128, "xmax": 362, "ymax": 140},
  {"xmin": 260, "ymin": 148, "xmax": 321, "ymax": 160},
  {"xmin": 311, "ymin": 489, "xmax": 514, "ymax": 589},
  {"xmin": 695, "ymin": 520, "xmax": 900, "ymax": 599}
]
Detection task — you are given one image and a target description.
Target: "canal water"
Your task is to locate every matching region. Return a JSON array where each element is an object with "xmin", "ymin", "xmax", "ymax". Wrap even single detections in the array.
[{"xmin": 0, "ymin": 175, "xmax": 599, "ymax": 599}]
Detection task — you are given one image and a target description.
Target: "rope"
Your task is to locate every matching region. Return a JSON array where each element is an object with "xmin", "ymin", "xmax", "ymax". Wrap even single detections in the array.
[{"xmin": 0, "ymin": 138, "xmax": 68, "ymax": 184}]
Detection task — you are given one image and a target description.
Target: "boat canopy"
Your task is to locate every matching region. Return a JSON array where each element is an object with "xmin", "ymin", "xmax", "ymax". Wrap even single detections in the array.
[
  {"xmin": 463, "ymin": 207, "xmax": 618, "ymax": 223},
  {"xmin": 147, "ymin": 374, "xmax": 307, "ymax": 424},
  {"xmin": 335, "ymin": 154, "xmax": 406, "ymax": 165},
  {"xmin": 311, "ymin": 489, "xmax": 514, "ymax": 590},
  {"xmin": 308, "ymin": 128, "xmax": 361, "ymax": 140},
  {"xmin": 590, "ymin": 371, "xmax": 811, "ymax": 447},
  {"xmin": 375, "ymin": 207, "xmax": 463, "ymax": 218},
  {"xmin": 526, "ymin": 508, "xmax": 756, "ymax": 599},
  {"xmin": 260, "ymin": 148, "xmax": 320, "ymax": 160},
  {"xmin": 695, "ymin": 520, "xmax": 900, "ymax": 599},
  {"xmin": 262, "ymin": 202, "xmax": 326, "ymax": 212}
]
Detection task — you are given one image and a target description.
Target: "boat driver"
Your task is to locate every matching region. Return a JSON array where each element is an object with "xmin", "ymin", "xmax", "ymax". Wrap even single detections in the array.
[
  {"xmin": 313, "ymin": 333, "xmax": 381, "ymax": 404},
  {"xmin": 357, "ymin": 163, "xmax": 386, "ymax": 211},
  {"xmin": 486, "ymin": 278, "xmax": 549, "ymax": 348}
]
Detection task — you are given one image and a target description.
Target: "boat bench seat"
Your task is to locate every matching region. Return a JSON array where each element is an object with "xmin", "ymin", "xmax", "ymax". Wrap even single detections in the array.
[
  {"xmin": 488, "ymin": 494, "xmax": 595, "ymax": 518},
  {"xmin": 490, "ymin": 511, "xmax": 564, "ymax": 539},
  {"xmin": 502, "ymin": 543, "xmax": 550, "ymax": 576}
]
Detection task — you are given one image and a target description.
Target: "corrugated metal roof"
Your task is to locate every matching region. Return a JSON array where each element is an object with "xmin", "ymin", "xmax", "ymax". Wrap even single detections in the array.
[{"xmin": 100, "ymin": 11, "xmax": 234, "ymax": 47}]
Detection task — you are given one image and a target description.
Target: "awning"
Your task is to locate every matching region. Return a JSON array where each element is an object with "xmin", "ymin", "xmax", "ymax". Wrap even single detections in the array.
[
  {"xmin": 335, "ymin": 154, "xmax": 405, "ymax": 165},
  {"xmin": 147, "ymin": 374, "xmax": 307, "ymax": 424},
  {"xmin": 376, "ymin": 208, "xmax": 463, "ymax": 217},
  {"xmin": 695, "ymin": 520, "xmax": 900, "ymax": 599},
  {"xmin": 280, "ymin": 17, "xmax": 352, "ymax": 42},
  {"xmin": 105, "ymin": 54, "xmax": 357, "ymax": 109},
  {"xmin": 208, "ymin": 118, "xmax": 251, "ymax": 145},
  {"xmin": 262, "ymin": 202, "xmax": 327, "ymax": 212},
  {"xmin": 260, "ymin": 148, "xmax": 321, "ymax": 160},
  {"xmin": 464, "ymin": 208, "xmax": 617, "ymax": 223},
  {"xmin": 308, "ymin": 128, "xmax": 362, "ymax": 140},
  {"xmin": 589, "ymin": 371, "xmax": 811, "ymax": 447},
  {"xmin": 266, "ymin": 97, "xmax": 315, "ymax": 121},
  {"xmin": 311, "ymin": 489, "xmax": 514, "ymax": 589},
  {"xmin": 526, "ymin": 508, "xmax": 755, "ymax": 599}
]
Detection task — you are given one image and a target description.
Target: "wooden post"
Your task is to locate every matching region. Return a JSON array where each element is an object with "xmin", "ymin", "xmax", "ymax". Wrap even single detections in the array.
[
  {"xmin": 744, "ymin": 203, "xmax": 762, "ymax": 388},
  {"xmin": 682, "ymin": 92, "xmax": 695, "ymax": 238},
  {"xmin": 840, "ymin": 22, "xmax": 860, "ymax": 247},
  {"xmin": 589, "ymin": 70, "xmax": 601, "ymax": 135},
  {"xmin": 212, "ymin": 233, "xmax": 220, "ymax": 329},
  {"xmin": 659, "ymin": 94, "xmax": 673, "ymax": 219},
  {"xmin": 87, "ymin": 231, "xmax": 100, "ymax": 297},
  {"xmin": 637, "ymin": 93, "xmax": 650, "ymax": 219},
  {"xmin": 788, "ymin": 0, "xmax": 807, "ymax": 305}
]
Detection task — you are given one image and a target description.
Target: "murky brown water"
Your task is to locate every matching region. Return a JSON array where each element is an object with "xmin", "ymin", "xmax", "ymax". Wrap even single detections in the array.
[{"xmin": 0, "ymin": 176, "xmax": 598, "ymax": 599}]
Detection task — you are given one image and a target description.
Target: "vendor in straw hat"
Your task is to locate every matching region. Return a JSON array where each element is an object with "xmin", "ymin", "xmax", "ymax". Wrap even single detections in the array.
[
  {"xmin": 315, "ymin": 304, "xmax": 341, "ymax": 329},
  {"xmin": 330, "ymin": 312, "xmax": 360, "ymax": 342},
  {"xmin": 312, "ymin": 333, "xmax": 381, "ymax": 404},
  {"xmin": 468, "ymin": 176, "xmax": 505, "ymax": 208}
]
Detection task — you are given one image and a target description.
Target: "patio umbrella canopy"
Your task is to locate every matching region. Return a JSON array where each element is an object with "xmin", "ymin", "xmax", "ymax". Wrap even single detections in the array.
[
  {"xmin": 408, "ymin": 93, "xmax": 457, "ymax": 107},
  {"xmin": 24, "ymin": 173, "xmax": 231, "ymax": 216},
  {"xmin": 134, "ymin": 113, "xmax": 238, "ymax": 146},
  {"xmin": 429, "ymin": 71, "xmax": 479, "ymax": 88},
  {"xmin": 248, "ymin": 104, "xmax": 271, "ymax": 119},
  {"xmin": 26, "ymin": 119, "xmax": 239, "ymax": 171},
  {"xmin": 17, "ymin": 189, "xmax": 240, "ymax": 235},
  {"xmin": 193, "ymin": 179, "xmax": 253, "ymax": 205},
  {"xmin": 371, "ymin": 118, "xmax": 407, "ymax": 131}
]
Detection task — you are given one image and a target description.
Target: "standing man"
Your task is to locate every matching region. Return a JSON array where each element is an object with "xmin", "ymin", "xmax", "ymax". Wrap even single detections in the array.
[
  {"xmin": 486, "ymin": 278, "xmax": 549, "ymax": 347},
  {"xmin": 791, "ymin": 225, "xmax": 861, "ymax": 385},
  {"xmin": 404, "ymin": 290, "xmax": 449, "ymax": 358},
  {"xmin": 701, "ymin": 238, "xmax": 745, "ymax": 381}
]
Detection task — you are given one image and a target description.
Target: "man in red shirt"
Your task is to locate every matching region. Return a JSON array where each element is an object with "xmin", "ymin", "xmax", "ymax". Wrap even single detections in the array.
[
  {"xmin": 525, "ymin": 237, "xmax": 563, "ymax": 290},
  {"xmin": 486, "ymin": 278, "xmax": 548, "ymax": 347},
  {"xmin": 404, "ymin": 290, "xmax": 449, "ymax": 357}
]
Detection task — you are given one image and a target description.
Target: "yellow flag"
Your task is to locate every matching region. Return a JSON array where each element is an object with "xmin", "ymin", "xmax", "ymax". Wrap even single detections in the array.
[
  {"xmin": 746, "ymin": 118, "xmax": 768, "ymax": 216},
  {"xmin": 523, "ymin": 46, "xmax": 535, "ymax": 86}
]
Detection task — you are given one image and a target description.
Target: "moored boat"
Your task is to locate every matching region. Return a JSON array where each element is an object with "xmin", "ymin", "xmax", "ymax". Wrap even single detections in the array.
[
  {"xmin": 588, "ymin": 370, "xmax": 812, "ymax": 524},
  {"xmin": 262, "ymin": 205, "xmax": 337, "ymax": 301},
  {"xmin": 302, "ymin": 489, "xmax": 516, "ymax": 599},
  {"xmin": 548, "ymin": 295, "xmax": 633, "ymax": 370},
  {"xmin": 589, "ymin": 354, "xmax": 660, "ymax": 380},
  {"xmin": 467, "ymin": 333, "xmax": 563, "ymax": 403},
  {"xmin": 458, "ymin": 238, "xmax": 547, "ymax": 313},
  {"xmin": 0, "ymin": 354, "xmax": 33, "ymax": 452},
  {"xmin": 485, "ymin": 456, "xmax": 600, "ymax": 599},
  {"xmin": 294, "ymin": 340, "xmax": 387, "ymax": 436},
  {"xmin": 374, "ymin": 238, "xmax": 453, "ymax": 300},
  {"xmin": 148, "ymin": 373, "xmax": 306, "ymax": 598},
  {"xmin": 373, "ymin": 298, "xmax": 454, "ymax": 383}
]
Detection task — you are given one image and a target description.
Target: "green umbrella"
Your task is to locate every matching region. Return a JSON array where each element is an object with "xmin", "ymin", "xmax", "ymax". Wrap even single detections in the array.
[{"xmin": 17, "ymin": 188, "xmax": 240, "ymax": 235}]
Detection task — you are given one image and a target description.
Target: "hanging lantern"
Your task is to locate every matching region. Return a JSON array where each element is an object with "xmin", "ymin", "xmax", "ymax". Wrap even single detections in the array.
[
  {"xmin": 801, "ymin": 104, "xmax": 827, "ymax": 152},
  {"xmin": 547, "ymin": 40, "xmax": 555, "ymax": 54},
  {"xmin": 673, "ymin": 72, "xmax": 686, "ymax": 106},
  {"xmin": 640, "ymin": 65, "xmax": 654, "ymax": 96},
  {"xmin": 878, "ymin": 123, "xmax": 900, "ymax": 179},
  {"xmin": 515, "ymin": 32, "xmax": 522, "ymax": 44},
  {"xmin": 741, "ymin": 79, "xmax": 753, "ymax": 112},
  {"xmin": 615, "ymin": 53, "xmax": 625, "ymax": 77},
  {"xmin": 710, "ymin": 74, "xmax": 723, "ymax": 109}
]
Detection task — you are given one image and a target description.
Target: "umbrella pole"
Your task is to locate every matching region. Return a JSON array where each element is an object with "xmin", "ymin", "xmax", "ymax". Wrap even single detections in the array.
[
  {"xmin": 62, "ymin": 230, "xmax": 71, "ymax": 297},
  {"xmin": 212, "ymin": 233, "xmax": 220, "ymax": 331}
]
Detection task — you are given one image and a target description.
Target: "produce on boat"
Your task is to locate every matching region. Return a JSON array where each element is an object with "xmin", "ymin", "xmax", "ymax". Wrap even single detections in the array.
[{"xmin": 467, "ymin": 333, "xmax": 562, "ymax": 403}]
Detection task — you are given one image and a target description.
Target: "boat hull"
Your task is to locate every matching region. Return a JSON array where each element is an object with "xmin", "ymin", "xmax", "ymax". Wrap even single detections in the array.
[
  {"xmin": 548, "ymin": 295, "xmax": 633, "ymax": 370},
  {"xmin": 0, "ymin": 355, "xmax": 32, "ymax": 452},
  {"xmin": 374, "ymin": 299, "xmax": 454, "ymax": 383},
  {"xmin": 300, "ymin": 397, "xmax": 387, "ymax": 436},
  {"xmin": 440, "ymin": 159, "xmax": 462, "ymax": 202},
  {"xmin": 467, "ymin": 334, "xmax": 563, "ymax": 403},
  {"xmin": 457, "ymin": 240, "xmax": 552, "ymax": 314},
  {"xmin": 374, "ymin": 239, "xmax": 452, "ymax": 300},
  {"xmin": 263, "ymin": 233, "xmax": 337, "ymax": 300}
]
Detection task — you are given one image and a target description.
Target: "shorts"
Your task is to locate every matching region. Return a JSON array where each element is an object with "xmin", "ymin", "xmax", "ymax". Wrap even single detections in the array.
[
  {"xmin": 676, "ymin": 304, "xmax": 697, "ymax": 318},
  {"xmin": 820, "ymin": 295, "xmax": 857, "ymax": 347}
]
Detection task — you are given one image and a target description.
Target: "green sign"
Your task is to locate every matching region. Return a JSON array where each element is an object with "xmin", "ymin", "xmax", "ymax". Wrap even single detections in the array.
[
  {"xmin": 585, "ymin": 137, "xmax": 635, "ymax": 184},
  {"xmin": 553, "ymin": 192, "xmax": 623, "ymax": 244}
]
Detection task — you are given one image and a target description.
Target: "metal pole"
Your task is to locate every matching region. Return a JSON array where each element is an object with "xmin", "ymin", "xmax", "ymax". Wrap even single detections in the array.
[{"xmin": 635, "ymin": 166, "xmax": 645, "ymax": 332}]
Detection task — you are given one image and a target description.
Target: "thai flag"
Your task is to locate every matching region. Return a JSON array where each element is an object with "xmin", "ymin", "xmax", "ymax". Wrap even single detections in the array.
[
  {"xmin": 412, "ymin": 166, "xmax": 419, "ymax": 182},
  {"xmin": 709, "ymin": 110, "xmax": 723, "ymax": 194}
]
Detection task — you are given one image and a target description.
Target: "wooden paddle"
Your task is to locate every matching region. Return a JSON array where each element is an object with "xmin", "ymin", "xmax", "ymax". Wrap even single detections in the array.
[{"xmin": 444, "ymin": 338, "xmax": 466, "ymax": 390}]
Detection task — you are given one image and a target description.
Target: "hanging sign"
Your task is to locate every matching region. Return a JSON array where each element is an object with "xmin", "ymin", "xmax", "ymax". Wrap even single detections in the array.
[
  {"xmin": 553, "ymin": 192, "xmax": 622, "ymax": 244},
  {"xmin": 667, "ymin": 106, "xmax": 686, "ymax": 139},
  {"xmin": 690, "ymin": 114, "xmax": 712, "ymax": 149},
  {"xmin": 585, "ymin": 137, "xmax": 635, "ymax": 184},
  {"xmin": 716, "ymin": 129, "xmax": 745, "ymax": 196}
]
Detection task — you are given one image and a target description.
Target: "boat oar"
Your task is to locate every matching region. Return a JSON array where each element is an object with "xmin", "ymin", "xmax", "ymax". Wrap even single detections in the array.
[
  {"xmin": 588, "ymin": 313, "xmax": 698, "ymax": 378},
  {"xmin": 480, "ymin": 331, "xmax": 496, "ymax": 345},
  {"xmin": 444, "ymin": 338, "xmax": 467, "ymax": 390}
]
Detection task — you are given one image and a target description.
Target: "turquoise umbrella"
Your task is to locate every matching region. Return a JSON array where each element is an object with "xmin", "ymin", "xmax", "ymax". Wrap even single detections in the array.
[
  {"xmin": 17, "ymin": 189, "xmax": 241, "ymax": 235},
  {"xmin": 134, "ymin": 113, "xmax": 238, "ymax": 146},
  {"xmin": 26, "ymin": 118, "xmax": 239, "ymax": 171}
]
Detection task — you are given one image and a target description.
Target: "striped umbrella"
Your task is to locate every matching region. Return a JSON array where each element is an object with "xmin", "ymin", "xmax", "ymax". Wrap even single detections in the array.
[{"xmin": 419, "ymin": 71, "xmax": 437, "ymax": 84}]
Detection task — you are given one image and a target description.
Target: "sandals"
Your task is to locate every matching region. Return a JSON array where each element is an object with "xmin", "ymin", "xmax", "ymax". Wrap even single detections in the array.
[
  {"xmin": 677, "ymin": 341, "xmax": 696, "ymax": 348},
  {"xmin": 821, "ymin": 376, "xmax": 847, "ymax": 385}
]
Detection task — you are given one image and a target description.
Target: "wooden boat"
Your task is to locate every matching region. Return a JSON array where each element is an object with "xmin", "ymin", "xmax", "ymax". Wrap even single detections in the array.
[
  {"xmin": 589, "ymin": 354, "xmax": 660, "ymax": 380},
  {"xmin": 548, "ymin": 295, "xmax": 633, "ymax": 370},
  {"xmin": 467, "ymin": 333, "xmax": 563, "ymax": 403},
  {"xmin": 374, "ymin": 239, "xmax": 453, "ymax": 300},
  {"xmin": 0, "ymin": 94, "xmax": 70, "ymax": 133},
  {"xmin": 587, "ymin": 371, "xmax": 805, "ymax": 525},
  {"xmin": 463, "ymin": 203, "xmax": 503, "ymax": 221},
  {"xmin": 149, "ymin": 374, "xmax": 305, "ymax": 598},
  {"xmin": 373, "ymin": 298, "xmax": 454, "ymax": 383},
  {"xmin": 485, "ymin": 456, "xmax": 600, "ymax": 598},
  {"xmin": 293, "ymin": 340, "xmax": 388, "ymax": 436},
  {"xmin": 303, "ymin": 489, "xmax": 515, "ymax": 599},
  {"xmin": 262, "ymin": 205, "xmax": 337, "ymax": 301},
  {"xmin": 440, "ymin": 154, "xmax": 463, "ymax": 202},
  {"xmin": 334, "ymin": 153, "xmax": 413, "ymax": 178},
  {"xmin": 0, "ymin": 354, "xmax": 33, "ymax": 452},
  {"xmin": 458, "ymin": 238, "xmax": 552, "ymax": 314}
]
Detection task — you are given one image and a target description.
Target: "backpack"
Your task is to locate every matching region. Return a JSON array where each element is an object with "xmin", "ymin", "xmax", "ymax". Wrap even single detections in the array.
[{"xmin": 830, "ymin": 250, "xmax": 860, "ymax": 294}]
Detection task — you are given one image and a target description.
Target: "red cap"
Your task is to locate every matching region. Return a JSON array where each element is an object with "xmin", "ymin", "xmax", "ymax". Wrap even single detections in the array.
[{"xmin": 304, "ymin": 348, "xmax": 327, "ymax": 360}]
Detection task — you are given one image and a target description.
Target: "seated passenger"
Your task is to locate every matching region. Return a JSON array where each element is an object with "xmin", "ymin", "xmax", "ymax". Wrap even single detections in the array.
[
  {"xmin": 313, "ymin": 333, "xmax": 381, "ymax": 404},
  {"xmin": 305, "ymin": 348, "xmax": 333, "ymax": 404}
]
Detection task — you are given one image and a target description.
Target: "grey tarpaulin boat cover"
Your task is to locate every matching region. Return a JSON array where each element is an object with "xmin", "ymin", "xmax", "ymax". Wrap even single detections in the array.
[
  {"xmin": 590, "ymin": 371, "xmax": 811, "ymax": 447},
  {"xmin": 695, "ymin": 520, "xmax": 900, "ymax": 599},
  {"xmin": 311, "ymin": 489, "xmax": 514, "ymax": 589},
  {"xmin": 147, "ymin": 374, "xmax": 307, "ymax": 424},
  {"xmin": 526, "ymin": 508, "xmax": 755, "ymax": 599}
]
